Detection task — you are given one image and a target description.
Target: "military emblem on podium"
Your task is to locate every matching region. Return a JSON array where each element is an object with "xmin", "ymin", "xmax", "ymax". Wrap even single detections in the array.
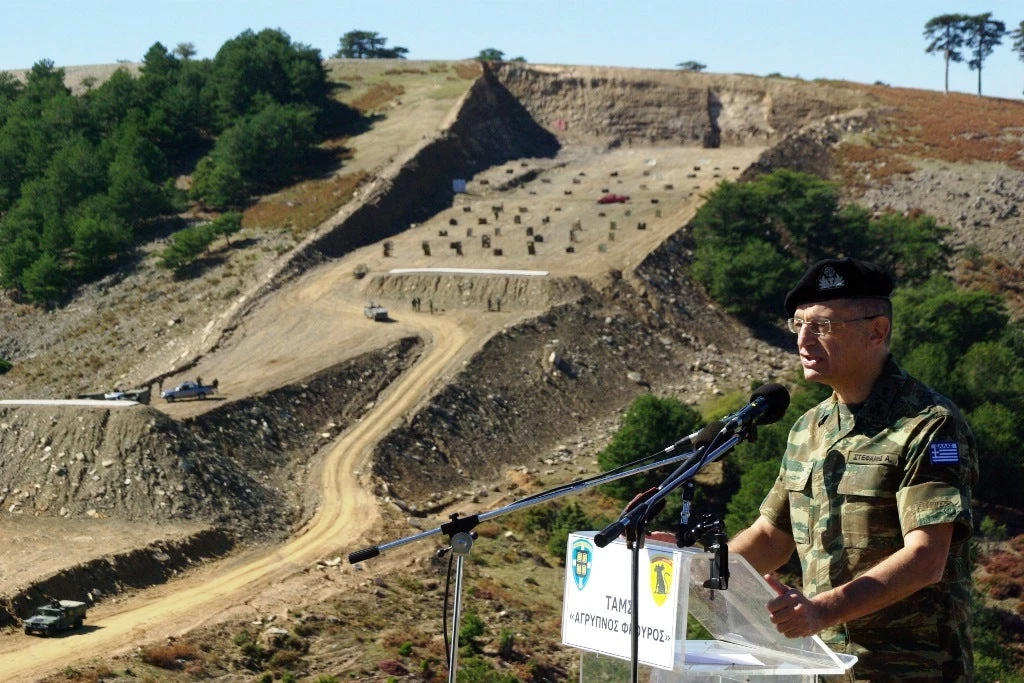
[
  {"xmin": 649, "ymin": 555, "xmax": 673, "ymax": 607},
  {"xmin": 571, "ymin": 538, "xmax": 594, "ymax": 590}
]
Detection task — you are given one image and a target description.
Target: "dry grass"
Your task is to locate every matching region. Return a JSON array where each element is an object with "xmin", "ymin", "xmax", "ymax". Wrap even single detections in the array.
[
  {"xmin": 351, "ymin": 82, "xmax": 405, "ymax": 113},
  {"xmin": 243, "ymin": 170, "xmax": 370, "ymax": 237},
  {"xmin": 837, "ymin": 85, "xmax": 1024, "ymax": 194},
  {"xmin": 384, "ymin": 67, "xmax": 426, "ymax": 76},
  {"xmin": 453, "ymin": 62, "xmax": 483, "ymax": 80},
  {"xmin": 979, "ymin": 538, "xmax": 1024, "ymax": 609},
  {"xmin": 141, "ymin": 640, "xmax": 201, "ymax": 669},
  {"xmin": 981, "ymin": 550, "xmax": 1024, "ymax": 579}
]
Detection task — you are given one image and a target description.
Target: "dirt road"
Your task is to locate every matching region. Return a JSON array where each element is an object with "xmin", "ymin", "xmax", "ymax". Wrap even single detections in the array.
[{"xmin": 0, "ymin": 311, "xmax": 470, "ymax": 681}]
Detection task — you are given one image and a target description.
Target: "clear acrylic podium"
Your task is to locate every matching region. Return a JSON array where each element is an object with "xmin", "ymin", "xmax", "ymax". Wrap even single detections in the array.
[{"xmin": 565, "ymin": 532, "xmax": 856, "ymax": 682}]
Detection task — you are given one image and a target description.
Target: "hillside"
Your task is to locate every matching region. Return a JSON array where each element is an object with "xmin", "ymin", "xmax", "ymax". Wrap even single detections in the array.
[{"xmin": 0, "ymin": 60, "xmax": 1021, "ymax": 681}]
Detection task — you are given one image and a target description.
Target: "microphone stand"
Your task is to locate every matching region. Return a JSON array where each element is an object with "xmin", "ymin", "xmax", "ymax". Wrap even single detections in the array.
[
  {"xmin": 593, "ymin": 430, "xmax": 743, "ymax": 683},
  {"xmin": 348, "ymin": 443, "xmax": 705, "ymax": 683}
]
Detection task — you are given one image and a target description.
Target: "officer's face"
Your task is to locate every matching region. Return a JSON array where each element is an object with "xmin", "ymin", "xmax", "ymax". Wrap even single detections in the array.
[{"xmin": 793, "ymin": 300, "xmax": 880, "ymax": 391}]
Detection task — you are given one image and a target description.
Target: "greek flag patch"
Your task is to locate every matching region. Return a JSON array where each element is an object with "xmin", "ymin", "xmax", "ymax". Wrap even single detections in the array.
[{"xmin": 929, "ymin": 442, "xmax": 960, "ymax": 465}]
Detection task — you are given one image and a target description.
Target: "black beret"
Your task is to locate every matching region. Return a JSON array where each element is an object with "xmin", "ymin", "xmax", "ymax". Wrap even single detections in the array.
[{"xmin": 784, "ymin": 258, "xmax": 894, "ymax": 316}]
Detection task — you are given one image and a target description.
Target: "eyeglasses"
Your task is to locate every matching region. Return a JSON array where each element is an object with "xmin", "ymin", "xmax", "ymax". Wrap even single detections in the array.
[{"xmin": 787, "ymin": 315, "xmax": 882, "ymax": 337}]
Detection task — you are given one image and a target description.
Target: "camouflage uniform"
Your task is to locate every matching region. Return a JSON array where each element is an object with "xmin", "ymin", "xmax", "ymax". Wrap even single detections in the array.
[{"xmin": 760, "ymin": 357, "xmax": 977, "ymax": 682}]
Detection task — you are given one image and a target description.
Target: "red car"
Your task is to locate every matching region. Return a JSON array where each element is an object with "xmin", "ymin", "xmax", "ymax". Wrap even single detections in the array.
[{"xmin": 597, "ymin": 193, "xmax": 630, "ymax": 204}]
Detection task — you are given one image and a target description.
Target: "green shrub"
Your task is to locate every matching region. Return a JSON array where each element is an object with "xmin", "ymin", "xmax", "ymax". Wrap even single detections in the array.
[
  {"xmin": 498, "ymin": 629, "xmax": 515, "ymax": 659},
  {"xmin": 597, "ymin": 394, "xmax": 703, "ymax": 507},
  {"xmin": 459, "ymin": 610, "xmax": 485, "ymax": 653},
  {"xmin": 456, "ymin": 656, "xmax": 521, "ymax": 682},
  {"xmin": 689, "ymin": 169, "xmax": 951, "ymax": 323}
]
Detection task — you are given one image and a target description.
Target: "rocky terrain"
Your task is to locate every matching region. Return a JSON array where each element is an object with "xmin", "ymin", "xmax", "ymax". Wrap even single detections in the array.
[{"xmin": 0, "ymin": 60, "xmax": 1021, "ymax": 681}]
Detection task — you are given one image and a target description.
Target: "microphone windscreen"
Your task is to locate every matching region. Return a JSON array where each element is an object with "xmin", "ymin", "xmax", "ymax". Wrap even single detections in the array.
[{"xmin": 750, "ymin": 383, "xmax": 790, "ymax": 425}]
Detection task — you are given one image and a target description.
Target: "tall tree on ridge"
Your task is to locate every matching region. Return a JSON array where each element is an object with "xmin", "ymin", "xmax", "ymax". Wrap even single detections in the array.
[
  {"xmin": 964, "ymin": 12, "xmax": 1007, "ymax": 96},
  {"xmin": 1011, "ymin": 21, "xmax": 1024, "ymax": 95},
  {"xmin": 923, "ymin": 14, "xmax": 969, "ymax": 93},
  {"xmin": 333, "ymin": 30, "xmax": 408, "ymax": 59}
]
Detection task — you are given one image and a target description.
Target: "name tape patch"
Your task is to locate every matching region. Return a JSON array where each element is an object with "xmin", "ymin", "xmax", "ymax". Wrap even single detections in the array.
[
  {"xmin": 849, "ymin": 452, "xmax": 896, "ymax": 466},
  {"xmin": 929, "ymin": 441, "xmax": 960, "ymax": 465}
]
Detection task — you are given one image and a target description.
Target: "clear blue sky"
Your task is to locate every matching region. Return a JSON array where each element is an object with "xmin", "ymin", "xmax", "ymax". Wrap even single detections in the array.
[{"xmin": 3, "ymin": 0, "xmax": 1023, "ymax": 99}]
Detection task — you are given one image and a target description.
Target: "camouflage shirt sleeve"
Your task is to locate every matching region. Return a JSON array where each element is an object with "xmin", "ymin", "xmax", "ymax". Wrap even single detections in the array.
[
  {"xmin": 896, "ymin": 412, "xmax": 977, "ymax": 542},
  {"xmin": 760, "ymin": 469, "xmax": 791, "ymax": 531}
]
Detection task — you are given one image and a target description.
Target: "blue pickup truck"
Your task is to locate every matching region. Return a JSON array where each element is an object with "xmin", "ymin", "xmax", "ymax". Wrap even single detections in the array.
[{"xmin": 161, "ymin": 380, "xmax": 217, "ymax": 402}]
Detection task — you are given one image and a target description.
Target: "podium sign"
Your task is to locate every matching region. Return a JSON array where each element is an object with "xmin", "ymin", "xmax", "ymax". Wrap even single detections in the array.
[
  {"xmin": 562, "ymin": 532, "xmax": 687, "ymax": 670},
  {"xmin": 565, "ymin": 532, "xmax": 857, "ymax": 681}
]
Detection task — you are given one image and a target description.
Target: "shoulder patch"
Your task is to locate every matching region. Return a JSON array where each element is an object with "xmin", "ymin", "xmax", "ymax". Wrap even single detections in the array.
[{"xmin": 929, "ymin": 441, "xmax": 960, "ymax": 465}]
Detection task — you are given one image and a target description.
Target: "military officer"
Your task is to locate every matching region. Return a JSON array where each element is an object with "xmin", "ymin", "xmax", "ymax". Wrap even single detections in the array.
[{"xmin": 730, "ymin": 257, "xmax": 978, "ymax": 682}]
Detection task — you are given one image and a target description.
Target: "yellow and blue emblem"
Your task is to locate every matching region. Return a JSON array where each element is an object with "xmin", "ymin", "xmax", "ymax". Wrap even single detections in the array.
[
  {"xmin": 571, "ymin": 538, "xmax": 594, "ymax": 590},
  {"xmin": 649, "ymin": 555, "xmax": 673, "ymax": 607}
]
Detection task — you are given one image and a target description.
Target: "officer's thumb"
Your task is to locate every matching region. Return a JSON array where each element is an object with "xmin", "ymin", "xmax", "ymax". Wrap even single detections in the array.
[{"xmin": 764, "ymin": 574, "xmax": 789, "ymax": 596}]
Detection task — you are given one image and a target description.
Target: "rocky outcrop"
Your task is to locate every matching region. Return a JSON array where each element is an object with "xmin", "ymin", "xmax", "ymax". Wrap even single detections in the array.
[{"xmin": 490, "ymin": 64, "xmax": 870, "ymax": 148}]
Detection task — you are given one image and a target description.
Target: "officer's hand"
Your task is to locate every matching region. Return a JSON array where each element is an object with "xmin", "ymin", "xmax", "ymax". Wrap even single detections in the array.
[
  {"xmin": 621, "ymin": 487, "xmax": 666, "ymax": 545},
  {"xmin": 764, "ymin": 574, "xmax": 824, "ymax": 638}
]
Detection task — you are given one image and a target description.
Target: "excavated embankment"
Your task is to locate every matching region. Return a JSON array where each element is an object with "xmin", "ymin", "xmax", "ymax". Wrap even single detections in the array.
[
  {"xmin": 0, "ymin": 337, "xmax": 421, "ymax": 535},
  {"xmin": 0, "ymin": 528, "xmax": 233, "ymax": 627},
  {"xmin": 489, "ymin": 63, "xmax": 871, "ymax": 148},
  {"xmin": 364, "ymin": 273, "xmax": 595, "ymax": 313}
]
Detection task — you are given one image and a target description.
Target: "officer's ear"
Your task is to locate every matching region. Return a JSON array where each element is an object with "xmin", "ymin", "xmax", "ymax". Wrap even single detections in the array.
[{"xmin": 868, "ymin": 315, "xmax": 891, "ymax": 347}]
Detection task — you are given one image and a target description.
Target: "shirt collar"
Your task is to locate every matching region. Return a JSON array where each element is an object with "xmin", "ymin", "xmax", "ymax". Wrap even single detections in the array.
[{"xmin": 850, "ymin": 355, "xmax": 905, "ymax": 431}]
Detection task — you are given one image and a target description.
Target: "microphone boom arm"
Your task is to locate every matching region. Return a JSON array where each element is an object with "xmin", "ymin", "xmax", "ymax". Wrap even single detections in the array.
[{"xmin": 348, "ymin": 442, "xmax": 705, "ymax": 564}]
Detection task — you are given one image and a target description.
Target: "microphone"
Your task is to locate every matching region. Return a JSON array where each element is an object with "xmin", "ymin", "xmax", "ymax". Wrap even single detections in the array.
[{"xmin": 722, "ymin": 383, "xmax": 790, "ymax": 434}]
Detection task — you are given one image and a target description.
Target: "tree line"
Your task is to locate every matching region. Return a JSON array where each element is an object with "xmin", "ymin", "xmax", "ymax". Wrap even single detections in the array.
[
  {"xmin": 0, "ymin": 28, "xmax": 356, "ymax": 304},
  {"xmin": 924, "ymin": 12, "xmax": 1024, "ymax": 95},
  {"xmin": 0, "ymin": 26, "xmax": 533, "ymax": 306},
  {"xmin": 332, "ymin": 29, "xmax": 526, "ymax": 63}
]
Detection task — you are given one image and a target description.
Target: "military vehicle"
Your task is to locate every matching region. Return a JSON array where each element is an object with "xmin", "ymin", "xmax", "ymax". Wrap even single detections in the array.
[
  {"xmin": 23, "ymin": 599, "xmax": 88, "ymax": 636},
  {"xmin": 364, "ymin": 302, "xmax": 389, "ymax": 321},
  {"xmin": 161, "ymin": 380, "xmax": 218, "ymax": 402}
]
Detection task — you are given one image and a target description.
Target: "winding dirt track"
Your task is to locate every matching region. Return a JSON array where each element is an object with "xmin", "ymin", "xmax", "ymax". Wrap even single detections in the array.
[{"xmin": 0, "ymin": 312, "xmax": 469, "ymax": 681}]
